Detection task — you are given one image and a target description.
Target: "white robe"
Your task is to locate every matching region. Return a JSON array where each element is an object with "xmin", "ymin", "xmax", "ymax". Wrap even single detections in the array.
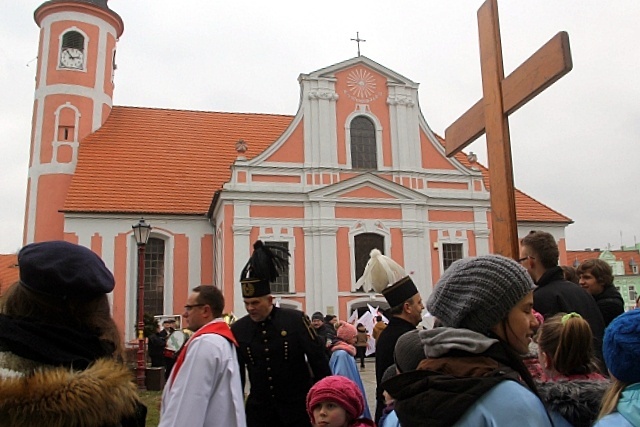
[{"xmin": 159, "ymin": 319, "xmax": 246, "ymax": 427}]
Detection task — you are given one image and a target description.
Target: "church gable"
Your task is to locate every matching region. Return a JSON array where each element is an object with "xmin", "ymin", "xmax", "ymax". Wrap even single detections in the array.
[
  {"xmin": 339, "ymin": 186, "xmax": 397, "ymax": 200},
  {"xmin": 247, "ymin": 56, "xmax": 473, "ymax": 184},
  {"xmin": 309, "ymin": 173, "xmax": 425, "ymax": 204}
]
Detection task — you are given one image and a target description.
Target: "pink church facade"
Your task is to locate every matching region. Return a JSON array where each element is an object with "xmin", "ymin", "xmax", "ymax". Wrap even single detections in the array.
[{"xmin": 24, "ymin": 1, "xmax": 571, "ymax": 340}]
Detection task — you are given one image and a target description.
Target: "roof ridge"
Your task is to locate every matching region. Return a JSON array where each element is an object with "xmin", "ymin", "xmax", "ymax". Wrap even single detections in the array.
[{"xmin": 112, "ymin": 105, "xmax": 294, "ymax": 118}]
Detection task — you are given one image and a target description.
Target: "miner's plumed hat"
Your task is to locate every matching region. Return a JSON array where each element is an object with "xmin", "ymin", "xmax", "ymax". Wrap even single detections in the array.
[
  {"xmin": 355, "ymin": 249, "xmax": 419, "ymax": 308},
  {"xmin": 240, "ymin": 240, "xmax": 290, "ymax": 298},
  {"xmin": 18, "ymin": 240, "xmax": 115, "ymax": 300}
]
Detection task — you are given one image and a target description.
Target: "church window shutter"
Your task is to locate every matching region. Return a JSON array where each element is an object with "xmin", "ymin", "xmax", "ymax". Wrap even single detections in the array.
[
  {"xmin": 62, "ymin": 31, "xmax": 84, "ymax": 51},
  {"xmin": 269, "ymin": 241, "xmax": 291, "ymax": 294},
  {"xmin": 144, "ymin": 237, "xmax": 165, "ymax": 316},
  {"xmin": 350, "ymin": 116, "xmax": 377, "ymax": 169},
  {"xmin": 354, "ymin": 233, "xmax": 385, "ymax": 292},
  {"xmin": 442, "ymin": 243, "xmax": 463, "ymax": 271}
]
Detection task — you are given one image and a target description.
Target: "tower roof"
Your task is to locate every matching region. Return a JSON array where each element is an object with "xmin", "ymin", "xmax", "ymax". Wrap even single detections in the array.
[
  {"xmin": 35, "ymin": 0, "xmax": 123, "ymax": 37},
  {"xmin": 41, "ymin": 0, "xmax": 110, "ymax": 9}
]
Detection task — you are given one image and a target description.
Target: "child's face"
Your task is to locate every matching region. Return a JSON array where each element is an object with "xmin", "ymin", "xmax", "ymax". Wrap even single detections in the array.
[
  {"xmin": 312, "ymin": 401, "xmax": 349, "ymax": 427},
  {"xmin": 383, "ymin": 390, "xmax": 395, "ymax": 405}
]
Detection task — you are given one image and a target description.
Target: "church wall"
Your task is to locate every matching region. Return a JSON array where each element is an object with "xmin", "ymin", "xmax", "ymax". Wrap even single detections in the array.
[
  {"xmin": 102, "ymin": 32, "xmax": 117, "ymax": 97},
  {"xmin": 34, "ymin": 174, "xmax": 72, "ymax": 242},
  {"xmin": 264, "ymin": 121, "xmax": 304, "ymax": 163},
  {"xmin": 112, "ymin": 232, "xmax": 127, "ymax": 338},
  {"xmin": 467, "ymin": 230, "xmax": 478, "ymax": 256},
  {"xmin": 335, "ymin": 206, "xmax": 402, "ymax": 220},
  {"xmin": 390, "ymin": 228, "xmax": 405, "ymax": 267},
  {"xmin": 420, "ymin": 129, "xmax": 457, "ymax": 170},
  {"xmin": 200, "ymin": 234, "xmax": 214, "ymax": 286},
  {"xmin": 293, "ymin": 226, "xmax": 307, "ymax": 297},
  {"xmin": 335, "ymin": 226, "xmax": 353, "ymax": 294},
  {"xmin": 172, "ymin": 234, "xmax": 189, "ymax": 315}
]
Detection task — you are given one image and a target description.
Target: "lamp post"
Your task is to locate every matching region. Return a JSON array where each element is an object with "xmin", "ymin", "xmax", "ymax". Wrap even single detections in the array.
[{"xmin": 132, "ymin": 218, "xmax": 152, "ymax": 390}]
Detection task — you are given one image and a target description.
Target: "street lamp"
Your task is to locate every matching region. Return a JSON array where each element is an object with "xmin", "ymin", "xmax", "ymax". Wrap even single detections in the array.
[{"xmin": 132, "ymin": 218, "xmax": 152, "ymax": 390}]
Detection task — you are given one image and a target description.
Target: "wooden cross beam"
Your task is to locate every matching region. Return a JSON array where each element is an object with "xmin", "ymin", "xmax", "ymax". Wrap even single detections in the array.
[{"xmin": 444, "ymin": 0, "xmax": 572, "ymax": 259}]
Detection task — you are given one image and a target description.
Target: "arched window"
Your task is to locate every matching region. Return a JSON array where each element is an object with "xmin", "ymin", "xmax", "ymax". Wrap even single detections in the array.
[
  {"xmin": 144, "ymin": 237, "xmax": 165, "ymax": 316},
  {"xmin": 350, "ymin": 116, "xmax": 377, "ymax": 169},
  {"xmin": 62, "ymin": 31, "xmax": 84, "ymax": 50},
  {"xmin": 354, "ymin": 233, "xmax": 385, "ymax": 292}
]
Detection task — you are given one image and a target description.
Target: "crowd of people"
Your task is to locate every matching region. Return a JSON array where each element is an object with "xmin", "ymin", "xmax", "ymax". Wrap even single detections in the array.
[{"xmin": 0, "ymin": 231, "xmax": 638, "ymax": 427}]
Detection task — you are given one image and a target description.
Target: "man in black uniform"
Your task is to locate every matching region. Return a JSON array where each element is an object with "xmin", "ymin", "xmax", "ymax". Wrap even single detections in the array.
[{"xmin": 231, "ymin": 240, "xmax": 331, "ymax": 427}]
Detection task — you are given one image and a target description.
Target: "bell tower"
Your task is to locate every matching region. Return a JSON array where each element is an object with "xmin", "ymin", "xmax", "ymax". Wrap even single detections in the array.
[{"xmin": 24, "ymin": 0, "xmax": 123, "ymax": 243}]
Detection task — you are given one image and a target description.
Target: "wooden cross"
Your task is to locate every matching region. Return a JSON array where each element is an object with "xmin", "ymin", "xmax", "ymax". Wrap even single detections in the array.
[
  {"xmin": 444, "ymin": 0, "xmax": 572, "ymax": 259},
  {"xmin": 351, "ymin": 32, "xmax": 366, "ymax": 57}
]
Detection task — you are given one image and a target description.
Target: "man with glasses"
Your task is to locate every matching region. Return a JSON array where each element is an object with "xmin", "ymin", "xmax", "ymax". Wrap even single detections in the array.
[
  {"xmin": 519, "ymin": 230, "xmax": 605, "ymax": 364},
  {"xmin": 159, "ymin": 285, "xmax": 246, "ymax": 426}
]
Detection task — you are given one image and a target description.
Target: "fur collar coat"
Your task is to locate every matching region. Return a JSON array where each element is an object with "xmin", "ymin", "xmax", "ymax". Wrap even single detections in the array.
[{"xmin": 0, "ymin": 352, "xmax": 143, "ymax": 427}]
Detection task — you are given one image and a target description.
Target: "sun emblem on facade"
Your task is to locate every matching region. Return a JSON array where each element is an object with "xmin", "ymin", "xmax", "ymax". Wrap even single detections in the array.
[{"xmin": 347, "ymin": 68, "xmax": 376, "ymax": 99}]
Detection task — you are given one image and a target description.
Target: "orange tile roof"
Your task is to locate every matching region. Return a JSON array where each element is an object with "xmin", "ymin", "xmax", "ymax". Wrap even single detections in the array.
[
  {"xmin": 444, "ymin": 136, "xmax": 572, "ymax": 224},
  {"xmin": 567, "ymin": 249, "xmax": 640, "ymax": 275},
  {"xmin": 0, "ymin": 254, "xmax": 19, "ymax": 297},
  {"xmin": 64, "ymin": 106, "xmax": 293, "ymax": 214},
  {"xmin": 65, "ymin": 106, "xmax": 570, "ymax": 224}
]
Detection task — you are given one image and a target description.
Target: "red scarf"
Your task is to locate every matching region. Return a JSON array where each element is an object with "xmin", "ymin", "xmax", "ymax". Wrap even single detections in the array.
[{"xmin": 167, "ymin": 321, "xmax": 238, "ymax": 388}]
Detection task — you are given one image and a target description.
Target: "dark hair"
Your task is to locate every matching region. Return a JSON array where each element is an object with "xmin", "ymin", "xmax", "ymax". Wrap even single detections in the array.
[
  {"xmin": 521, "ymin": 231, "xmax": 559, "ymax": 268},
  {"xmin": 1, "ymin": 282, "xmax": 122, "ymax": 358},
  {"xmin": 538, "ymin": 312, "xmax": 600, "ymax": 376},
  {"xmin": 388, "ymin": 295, "xmax": 416, "ymax": 316},
  {"xmin": 493, "ymin": 321, "xmax": 540, "ymax": 395},
  {"xmin": 193, "ymin": 285, "xmax": 225, "ymax": 318},
  {"xmin": 560, "ymin": 265, "xmax": 579, "ymax": 284},
  {"xmin": 577, "ymin": 259, "xmax": 613, "ymax": 287}
]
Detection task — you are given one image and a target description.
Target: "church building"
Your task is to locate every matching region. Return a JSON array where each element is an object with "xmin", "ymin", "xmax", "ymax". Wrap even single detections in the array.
[{"xmin": 25, "ymin": 0, "xmax": 572, "ymax": 340}]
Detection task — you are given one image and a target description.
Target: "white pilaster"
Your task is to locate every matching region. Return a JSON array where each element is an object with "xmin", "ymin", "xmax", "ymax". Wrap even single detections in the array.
[{"xmin": 301, "ymin": 76, "xmax": 339, "ymax": 168}]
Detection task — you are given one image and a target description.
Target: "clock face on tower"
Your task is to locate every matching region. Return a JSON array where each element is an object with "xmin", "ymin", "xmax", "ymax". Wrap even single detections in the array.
[{"xmin": 60, "ymin": 47, "xmax": 84, "ymax": 70}]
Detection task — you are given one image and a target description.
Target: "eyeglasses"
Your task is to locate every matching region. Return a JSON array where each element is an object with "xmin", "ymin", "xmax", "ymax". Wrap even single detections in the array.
[
  {"xmin": 518, "ymin": 256, "xmax": 535, "ymax": 263},
  {"xmin": 184, "ymin": 304, "xmax": 205, "ymax": 311}
]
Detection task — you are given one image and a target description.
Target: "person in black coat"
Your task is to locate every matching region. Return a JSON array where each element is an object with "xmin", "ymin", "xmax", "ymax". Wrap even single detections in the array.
[
  {"xmin": 577, "ymin": 258, "xmax": 625, "ymax": 327},
  {"xmin": 520, "ymin": 231, "xmax": 605, "ymax": 365},
  {"xmin": 147, "ymin": 321, "xmax": 166, "ymax": 368},
  {"xmin": 231, "ymin": 241, "xmax": 331, "ymax": 427},
  {"xmin": 354, "ymin": 249, "xmax": 424, "ymax": 423}
]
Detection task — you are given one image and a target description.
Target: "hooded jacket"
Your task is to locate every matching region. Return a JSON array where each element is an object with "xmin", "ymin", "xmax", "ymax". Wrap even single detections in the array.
[
  {"xmin": 0, "ymin": 352, "xmax": 143, "ymax": 427},
  {"xmin": 383, "ymin": 328, "xmax": 567, "ymax": 427},
  {"xmin": 537, "ymin": 379, "xmax": 610, "ymax": 427},
  {"xmin": 593, "ymin": 383, "xmax": 640, "ymax": 427}
]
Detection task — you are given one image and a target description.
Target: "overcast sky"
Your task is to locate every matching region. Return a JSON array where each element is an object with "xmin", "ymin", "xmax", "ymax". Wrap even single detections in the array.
[{"xmin": 1, "ymin": 1, "xmax": 639, "ymax": 254}]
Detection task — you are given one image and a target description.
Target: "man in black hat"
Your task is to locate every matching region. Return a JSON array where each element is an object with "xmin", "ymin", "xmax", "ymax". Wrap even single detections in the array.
[
  {"xmin": 231, "ymin": 241, "xmax": 331, "ymax": 427},
  {"xmin": 373, "ymin": 276, "xmax": 423, "ymax": 422},
  {"xmin": 355, "ymin": 249, "xmax": 424, "ymax": 423},
  {"xmin": 311, "ymin": 311, "xmax": 336, "ymax": 352}
]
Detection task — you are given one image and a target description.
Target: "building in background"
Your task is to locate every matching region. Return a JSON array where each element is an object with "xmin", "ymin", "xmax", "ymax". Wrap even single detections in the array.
[{"xmin": 19, "ymin": 0, "xmax": 572, "ymax": 340}]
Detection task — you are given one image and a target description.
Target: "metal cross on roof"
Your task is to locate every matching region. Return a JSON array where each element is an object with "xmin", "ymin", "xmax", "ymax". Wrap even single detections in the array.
[{"xmin": 351, "ymin": 32, "xmax": 366, "ymax": 56}]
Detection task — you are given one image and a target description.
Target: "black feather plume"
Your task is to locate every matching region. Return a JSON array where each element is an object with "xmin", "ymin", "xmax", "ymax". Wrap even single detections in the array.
[{"xmin": 240, "ymin": 240, "xmax": 290, "ymax": 282}]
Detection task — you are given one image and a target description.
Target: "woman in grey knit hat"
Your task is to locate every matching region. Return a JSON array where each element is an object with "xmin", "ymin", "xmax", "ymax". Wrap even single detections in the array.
[{"xmin": 382, "ymin": 254, "xmax": 571, "ymax": 427}]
